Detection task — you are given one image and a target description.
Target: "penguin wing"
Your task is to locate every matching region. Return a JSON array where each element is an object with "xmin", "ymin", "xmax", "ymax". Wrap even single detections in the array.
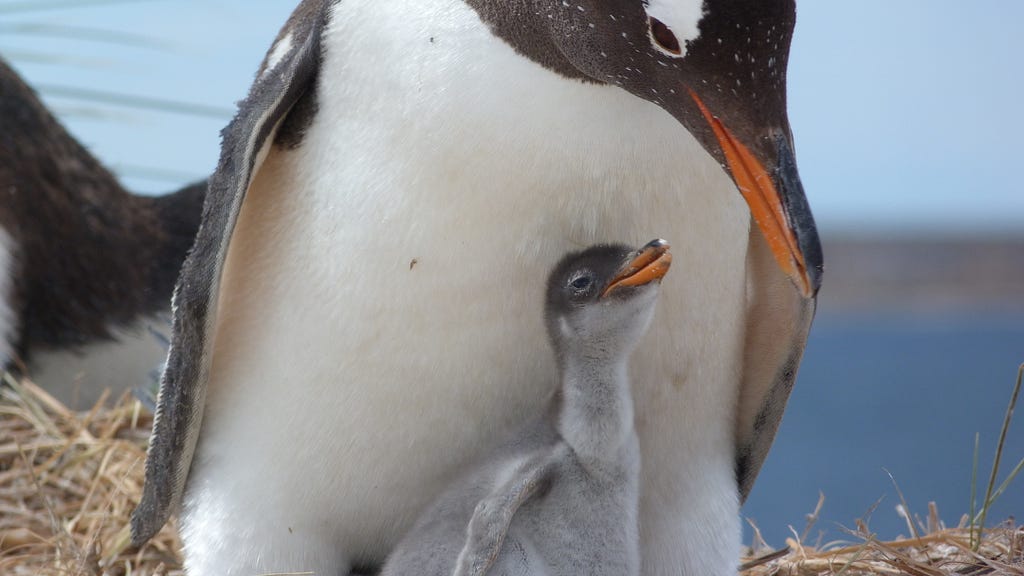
[
  {"xmin": 130, "ymin": 0, "xmax": 331, "ymax": 546},
  {"xmin": 734, "ymin": 221, "xmax": 817, "ymax": 502},
  {"xmin": 453, "ymin": 447, "xmax": 564, "ymax": 576}
]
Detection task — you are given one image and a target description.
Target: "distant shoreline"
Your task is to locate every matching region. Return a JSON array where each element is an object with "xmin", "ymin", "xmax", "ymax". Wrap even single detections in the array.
[
  {"xmin": 818, "ymin": 235, "xmax": 1024, "ymax": 314},
  {"xmin": 815, "ymin": 234, "xmax": 1024, "ymax": 313}
]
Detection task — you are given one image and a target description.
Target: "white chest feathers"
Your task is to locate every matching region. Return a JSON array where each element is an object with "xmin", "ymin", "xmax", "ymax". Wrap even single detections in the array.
[{"xmin": 182, "ymin": 1, "xmax": 750, "ymax": 576}]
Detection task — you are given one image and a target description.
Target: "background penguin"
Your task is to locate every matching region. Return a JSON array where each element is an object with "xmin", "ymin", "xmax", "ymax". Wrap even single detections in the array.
[
  {"xmin": 133, "ymin": 1, "xmax": 823, "ymax": 575},
  {"xmin": 381, "ymin": 239, "xmax": 670, "ymax": 576},
  {"xmin": 0, "ymin": 56, "xmax": 205, "ymax": 408}
]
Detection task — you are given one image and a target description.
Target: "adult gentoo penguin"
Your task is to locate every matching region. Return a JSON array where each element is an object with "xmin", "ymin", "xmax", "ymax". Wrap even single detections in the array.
[
  {"xmin": 0, "ymin": 57, "xmax": 205, "ymax": 409},
  {"xmin": 133, "ymin": 1, "xmax": 822, "ymax": 575},
  {"xmin": 382, "ymin": 240, "xmax": 670, "ymax": 576}
]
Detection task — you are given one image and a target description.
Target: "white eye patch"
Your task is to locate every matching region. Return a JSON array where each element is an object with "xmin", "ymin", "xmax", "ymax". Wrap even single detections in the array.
[{"xmin": 643, "ymin": 0, "xmax": 706, "ymax": 58}]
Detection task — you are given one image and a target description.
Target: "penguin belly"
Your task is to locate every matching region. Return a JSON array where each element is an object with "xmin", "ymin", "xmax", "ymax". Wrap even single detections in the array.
[
  {"xmin": 25, "ymin": 318, "xmax": 170, "ymax": 409},
  {"xmin": 182, "ymin": 1, "xmax": 749, "ymax": 575}
]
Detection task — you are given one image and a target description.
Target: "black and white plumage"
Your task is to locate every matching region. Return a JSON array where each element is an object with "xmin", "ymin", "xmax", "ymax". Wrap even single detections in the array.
[
  {"xmin": 0, "ymin": 57, "xmax": 205, "ymax": 408},
  {"xmin": 132, "ymin": 1, "xmax": 823, "ymax": 575},
  {"xmin": 381, "ymin": 240, "xmax": 669, "ymax": 576}
]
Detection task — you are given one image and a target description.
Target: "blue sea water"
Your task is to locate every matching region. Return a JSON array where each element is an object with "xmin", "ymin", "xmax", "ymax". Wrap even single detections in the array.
[{"xmin": 742, "ymin": 311, "xmax": 1024, "ymax": 547}]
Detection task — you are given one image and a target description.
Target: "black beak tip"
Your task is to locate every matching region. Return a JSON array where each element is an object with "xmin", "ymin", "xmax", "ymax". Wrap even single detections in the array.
[{"xmin": 774, "ymin": 136, "xmax": 824, "ymax": 298}]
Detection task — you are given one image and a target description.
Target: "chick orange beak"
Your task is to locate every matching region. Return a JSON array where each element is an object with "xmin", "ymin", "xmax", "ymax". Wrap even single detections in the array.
[
  {"xmin": 602, "ymin": 239, "xmax": 673, "ymax": 297},
  {"xmin": 688, "ymin": 90, "xmax": 822, "ymax": 299}
]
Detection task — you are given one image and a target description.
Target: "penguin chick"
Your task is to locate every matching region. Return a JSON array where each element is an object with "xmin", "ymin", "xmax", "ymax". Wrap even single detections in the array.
[{"xmin": 379, "ymin": 239, "xmax": 672, "ymax": 576}]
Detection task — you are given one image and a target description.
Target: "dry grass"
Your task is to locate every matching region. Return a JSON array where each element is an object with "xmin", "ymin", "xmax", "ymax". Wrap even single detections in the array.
[
  {"xmin": 741, "ymin": 499, "xmax": 1023, "ymax": 576},
  {"xmin": 0, "ymin": 371, "xmax": 1020, "ymax": 576},
  {"xmin": 0, "ymin": 373, "xmax": 182, "ymax": 576},
  {"xmin": 740, "ymin": 527, "xmax": 1024, "ymax": 576}
]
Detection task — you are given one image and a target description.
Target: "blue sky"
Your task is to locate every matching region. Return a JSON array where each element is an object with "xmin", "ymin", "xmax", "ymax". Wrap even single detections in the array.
[{"xmin": 2, "ymin": 0, "xmax": 1022, "ymax": 235}]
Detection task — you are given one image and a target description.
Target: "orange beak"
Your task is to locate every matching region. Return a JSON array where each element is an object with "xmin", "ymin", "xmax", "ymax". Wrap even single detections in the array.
[
  {"xmin": 689, "ymin": 90, "xmax": 821, "ymax": 299},
  {"xmin": 602, "ymin": 240, "xmax": 673, "ymax": 297}
]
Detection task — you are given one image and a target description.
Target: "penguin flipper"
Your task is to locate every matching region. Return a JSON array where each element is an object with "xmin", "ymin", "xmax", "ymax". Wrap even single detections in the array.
[
  {"xmin": 734, "ymin": 219, "xmax": 817, "ymax": 503},
  {"xmin": 130, "ymin": 0, "xmax": 333, "ymax": 546},
  {"xmin": 453, "ymin": 447, "xmax": 564, "ymax": 576}
]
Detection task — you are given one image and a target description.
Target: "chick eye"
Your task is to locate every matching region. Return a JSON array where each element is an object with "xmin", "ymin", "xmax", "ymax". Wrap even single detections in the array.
[
  {"xmin": 569, "ymin": 274, "xmax": 593, "ymax": 291},
  {"xmin": 648, "ymin": 16, "xmax": 681, "ymax": 56}
]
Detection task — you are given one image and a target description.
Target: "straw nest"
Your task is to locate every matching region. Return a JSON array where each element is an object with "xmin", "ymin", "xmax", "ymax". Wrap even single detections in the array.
[
  {"xmin": 742, "ymin": 493, "xmax": 1023, "ymax": 576},
  {"xmin": 0, "ymin": 374, "xmax": 182, "ymax": 576},
  {"xmin": 1, "ymin": 372, "xmax": 1021, "ymax": 576}
]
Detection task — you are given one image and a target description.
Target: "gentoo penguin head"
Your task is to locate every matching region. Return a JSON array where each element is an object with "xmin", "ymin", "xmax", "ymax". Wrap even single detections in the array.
[
  {"xmin": 470, "ymin": 0, "xmax": 822, "ymax": 298},
  {"xmin": 545, "ymin": 239, "xmax": 672, "ymax": 361}
]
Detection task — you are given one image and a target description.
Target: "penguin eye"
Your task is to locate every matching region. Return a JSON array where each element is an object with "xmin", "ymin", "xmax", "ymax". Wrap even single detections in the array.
[
  {"xmin": 568, "ymin": 273, "xmax": 593, "ymax": 293},
  {"xmin": 648, "ymin": 17, "xmax": 682, "ymax": 56}
]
